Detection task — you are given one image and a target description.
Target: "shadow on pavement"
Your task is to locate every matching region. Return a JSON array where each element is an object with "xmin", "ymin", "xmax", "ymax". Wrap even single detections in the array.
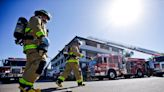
[{"xmin": 41, "ymin": 86, "xmax": 78, "ymax": 92}]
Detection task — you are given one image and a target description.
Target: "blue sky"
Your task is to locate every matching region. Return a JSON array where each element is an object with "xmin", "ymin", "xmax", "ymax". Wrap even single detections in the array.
[{"xmin": 0, "ymin": 0, "xmax": 164, "ymax": 66}]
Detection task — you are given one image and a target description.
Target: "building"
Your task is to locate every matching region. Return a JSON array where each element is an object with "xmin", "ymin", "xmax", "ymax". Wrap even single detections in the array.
[{"xmin": 50, "ymin": 36, "xmax": 124, "ymax": 76}]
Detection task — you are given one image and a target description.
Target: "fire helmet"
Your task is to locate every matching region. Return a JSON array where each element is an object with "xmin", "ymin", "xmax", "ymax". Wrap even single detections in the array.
[
  {"xmin": 73, "ymin": 38, "xmax": 82, "ymax": 45},
  {"xmin": 34, "ymin": 10, "xmax": 51, "ymax": 20}
]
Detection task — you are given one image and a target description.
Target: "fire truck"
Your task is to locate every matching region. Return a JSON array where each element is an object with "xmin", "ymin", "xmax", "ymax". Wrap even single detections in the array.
[
  {"xmin": 0, "ymin": 57, "xmax": 26, "ymax": 83},
  {"xmin": 87, "ymin": 53, "xmax": 147, "ymax": 80},
  {"xmin": 123, "ymin": 58, "xmax": 147, "ymax": 78},
  {"xmin": 88, "ymin": 37, "xmax": 164, "ymax": 78},
  {"xmin": 87, "ymin": 54, "xmax": 122, "ymax": 80},
  {"xmin": 152, "ymin": 56, "xmax": 164, "ymax": 77}
]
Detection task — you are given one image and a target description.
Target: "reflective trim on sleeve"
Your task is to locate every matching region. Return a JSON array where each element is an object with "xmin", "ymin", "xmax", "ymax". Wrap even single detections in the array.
[
  {"xmin": 23, "ymin": 44, "xmax": 37, "ymax": 51},
  {"xmin": 36, "ymin": 31, "xmax": 44, "ymax": 37},
  {"xmin": 69, "ymin": 52, "xmax": 74, "ymax": 55},
  {"xmin": 25, "ymin": 28, "xmax": 32, "ymax": 33}
]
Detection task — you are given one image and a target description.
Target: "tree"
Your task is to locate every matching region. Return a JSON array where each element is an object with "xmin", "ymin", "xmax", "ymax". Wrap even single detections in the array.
[
  {"xmin": 160, "ymin": 53, "xmax": 164, "ymax": 56},
  {"xmin": 124, "ymin": 50, "xmax": 134, "ymax": 58},
  {"xmin": 147, "ymin": 56, "xmax": 154, "ymax": 61}
]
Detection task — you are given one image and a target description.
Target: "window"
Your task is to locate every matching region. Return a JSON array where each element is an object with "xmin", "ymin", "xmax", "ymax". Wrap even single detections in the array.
[
  {"xmin": 100, "ymin": 44, "xmax": 109, "ymax": 50},
  {"xmin": 113, "ymin": 56, "xmax": 119, "ymax": 63},
  {"xmin": 55, "ymin": 63, "xmax": 57, "ymax": 66},
  {"xmin": 61, "ymin": 59, "xmax": 63, "ymax": 64},
  {"xmin": 154, "ymin": 56, "xmax": 164, "ymax": 62},
  {"xmin": 86, "ymin": 51, "xmax": 97, "ymax": 57},
  {"xmin": 112, "ymin": 47, "xmax": 119, "ymax": 53},
  {"xmin": 59, "ymin": 60, "xmax": 61, "ymax": 65},
  {"xmin": 61, "ymin": 59, "xmax": 65, "ymax": 64},
  {"xmin": 104, "ymin": 57, "xmax": 107, "ymax": 63},
  {"xmin": 162, "ymin": 64, "xmax": 164, "ymax": 69},
  {"xmin": 4, "ymin": 60, "xmax": 26, "ymax": 66},
  {"xmin": 17, "ymin": 61, "xmax": 26, "ymax": 66},
  {"xmin": 108, "ymin": 57, "xmax": 112, "ymax": 63},
  {"xmin": 97, "ymin": 57, "xmax": 102, "ymax": 64},
  {"xmin": 130, "ymin": 62, "xmax": 134, "ymax": 67},
  {"xmin": 86, "ymin": 40, "xmax": 97, "ymax": 47}
]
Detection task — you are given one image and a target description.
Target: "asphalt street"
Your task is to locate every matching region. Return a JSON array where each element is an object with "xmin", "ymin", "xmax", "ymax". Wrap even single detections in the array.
[{"xmin": 0, "ymin": 77, "xmax": 164, "ymax": 92}]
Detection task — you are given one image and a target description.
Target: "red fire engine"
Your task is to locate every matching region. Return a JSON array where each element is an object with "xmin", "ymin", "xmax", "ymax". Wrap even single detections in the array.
[
  {"xmin": 88, "ymin": 54, "xmax": 147, "ymax": 80},
  {"xmin": 0, "ymin": 57, "xmax": 26, "ymax": 83},
  {"xmin": 88, "ymin": 37, "xmax": 164, "ymax": 77},
  {"xmin": 123, "ymin": 58, "xmax": 147, "ymax": 78}
]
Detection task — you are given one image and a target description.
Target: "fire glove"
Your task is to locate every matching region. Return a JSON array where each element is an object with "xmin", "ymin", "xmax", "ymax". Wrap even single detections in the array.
[{"xmin": 37, "ymin": 37, "xmax": 50, "ymax": 53}]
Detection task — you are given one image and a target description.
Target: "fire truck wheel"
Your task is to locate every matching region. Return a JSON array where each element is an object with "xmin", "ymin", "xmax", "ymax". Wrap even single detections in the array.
[
  {"xmin": 156, "ymin": 73, "xmax": 163, "ymax": 77},
  {"xmin": 98, "ymin": 77, "xmax": 103, "ymax": 80},
  {"xmin": 136, "ymin": 69, "xmax": 143, "ymax": 78},
  {"xmin": 108, "ymin": 70, "xmax": 117, "ymax": 80},
  {"xmin": 146, "ymin": 70, "xmax": 152, "ymax": 77},
  {"xmin": 124, "ymin": 75, "xmax": 131, "ymax": 79}
]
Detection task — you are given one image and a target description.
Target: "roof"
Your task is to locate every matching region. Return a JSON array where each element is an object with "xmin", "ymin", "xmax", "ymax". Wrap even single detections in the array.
[
  {"xmin": 5, "ymin": 57, "xmax": 26, "ymax": 61},
  {"xmin": 51, "ymin": 36, "xmax": 123, "ymax": 62}
]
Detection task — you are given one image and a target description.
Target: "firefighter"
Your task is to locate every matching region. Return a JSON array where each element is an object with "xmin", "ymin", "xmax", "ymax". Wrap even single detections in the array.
[
  {"xmin": 56, "ymin": 38, "xmax": 85, "ymax": 87},
  {"xmin": 18, "ymin": 10, "xmax": 51, "ymax": 92}
]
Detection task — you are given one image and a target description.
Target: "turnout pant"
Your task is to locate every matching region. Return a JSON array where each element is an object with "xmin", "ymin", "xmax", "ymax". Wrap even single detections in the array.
[
  {"xmin": 22, "ymin": 49, "xmax": 46, "ymax": 83},
  {"xmin": 59, "ymin": 62, "xmax": 83, "ymax": 83}
]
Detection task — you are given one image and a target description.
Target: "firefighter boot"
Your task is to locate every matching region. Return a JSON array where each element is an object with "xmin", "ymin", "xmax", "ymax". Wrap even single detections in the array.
[
  {"xmin": 19, "ymin": 83, "xmax": 41, "ymax": 92},
  {"xmin": 56, "ymin": 79, "xmax": 63, "ymax": 87},
  {"xmin": 19, "ymin": 86, "xmax": 41, "ymax": 92},
  {"xmin": 78, "ymin": 82, "xmax": 85, "ymax": 86}
]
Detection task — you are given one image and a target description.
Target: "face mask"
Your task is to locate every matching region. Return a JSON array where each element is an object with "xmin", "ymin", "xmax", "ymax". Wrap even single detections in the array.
[{"xmin": 39, "ymin": 15, "xmax": 48, "ymax": 24}]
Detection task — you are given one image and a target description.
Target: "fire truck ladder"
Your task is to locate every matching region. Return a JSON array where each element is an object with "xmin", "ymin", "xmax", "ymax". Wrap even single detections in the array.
[{"xmin": 88, "ymin": 36, "xmax": 161, "ymax": 56}]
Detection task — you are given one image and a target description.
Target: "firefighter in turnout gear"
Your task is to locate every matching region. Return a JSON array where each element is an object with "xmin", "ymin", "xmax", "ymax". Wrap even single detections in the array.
[
  {"xmin": 18, "ymin": 10, "xmax": 51, "ymax": 92},
  {"xmin": 56, "ymin": 38, "xmax": 85, "ymax": 87}
]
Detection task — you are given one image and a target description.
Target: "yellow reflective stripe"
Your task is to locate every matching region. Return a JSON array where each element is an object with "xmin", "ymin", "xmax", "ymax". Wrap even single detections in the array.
[
  {"xmin": 25, "ymin": 28, "xmax": 32, "ymax": 33},
  {"xmin": 77, "ymin": 79, "xmax": 83, "ymax": 83},
  {"xmin": 67, "ymin": 59, "xmax": 78, "ymax": 62},
  {"xmin": 19, "ymin": 78, "xmax": 33, "ymax": 86},
  {"xmin": 23, "ymin": 44, "xmax": 37, "ymax": 51},
  {"xmin": 80, "ymin": 54, "xmax": 84, "ymax": 58},
  {"xmin": 36, "ymin": 31, "xmax": 44, "ymax": 37},
  {"xmin": 59, "ymin": 76, "xmax": 65, "ymax": 81},
  {"xmin": 69, "ymin": 52, "xmax": 74, "ymax": 55},
  {"xmin": 69, "ymin": 52, "xmax": 83, "ymax": 58},
  {"xmin": 68, "ymin": 48, "xmax": 73, "ymax": 55}
]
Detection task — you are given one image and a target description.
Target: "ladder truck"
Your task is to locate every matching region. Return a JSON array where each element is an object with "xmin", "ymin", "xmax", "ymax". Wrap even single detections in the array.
[{"xmin": 88, "ymin": 37, "xmax": 164, "ymax": 77}]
